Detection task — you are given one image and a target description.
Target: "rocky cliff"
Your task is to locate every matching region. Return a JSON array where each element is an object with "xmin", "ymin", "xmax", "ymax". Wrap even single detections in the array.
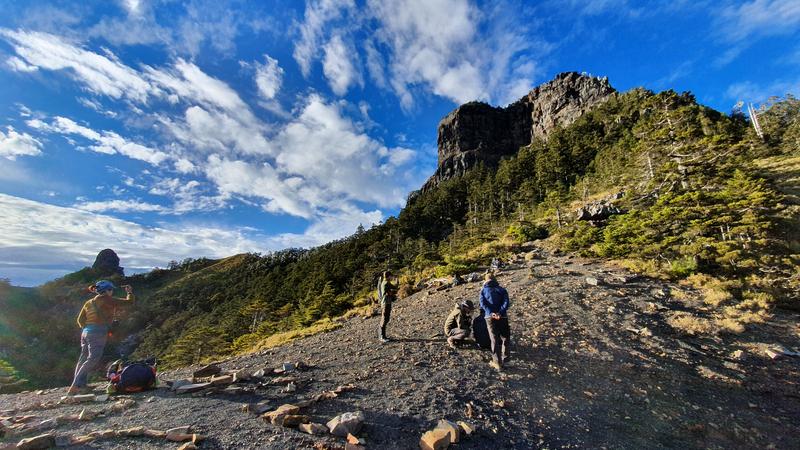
[{"xmin": 420, "ymin": 72, "xmax": 616, "ymax": 192}]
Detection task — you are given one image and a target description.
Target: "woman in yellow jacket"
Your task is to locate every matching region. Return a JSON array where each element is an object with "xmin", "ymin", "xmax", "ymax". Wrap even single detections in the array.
[{"xmin": 67, "ymin": 280, "xmax": 134, "ymax": 395}]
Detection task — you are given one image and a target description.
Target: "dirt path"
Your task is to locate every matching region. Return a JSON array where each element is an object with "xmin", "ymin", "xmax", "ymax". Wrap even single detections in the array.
[{"xmin": 2, "ymin": 251, "xmax": 799, "ymax": 449}]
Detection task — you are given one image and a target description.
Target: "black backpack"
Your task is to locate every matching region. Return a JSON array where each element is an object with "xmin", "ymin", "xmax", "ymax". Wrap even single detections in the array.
[{"xmin": 106, "ymin": 359, "xmax": 157, "ymax": 394}]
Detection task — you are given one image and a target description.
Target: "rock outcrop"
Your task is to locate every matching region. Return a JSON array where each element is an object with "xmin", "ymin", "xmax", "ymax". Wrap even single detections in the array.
[
  {"xmin": 92, "ymin": 249, "xmax": 124, "ymax": 276},
  {"xmin": 418, "ymin": 72, "xmax": 616, "ymax": 193}
]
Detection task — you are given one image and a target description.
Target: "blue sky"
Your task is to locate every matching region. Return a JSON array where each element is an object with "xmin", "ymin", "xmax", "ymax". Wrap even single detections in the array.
[{"xmin": 0, "ymin": 0, "xmax": 797, "ymax": 286}]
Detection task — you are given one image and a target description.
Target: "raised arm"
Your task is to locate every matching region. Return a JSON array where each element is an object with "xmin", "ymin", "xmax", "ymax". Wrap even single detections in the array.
[{"xmin": 114, "ymin": 285, "xmax": 135, "ymax": 303}]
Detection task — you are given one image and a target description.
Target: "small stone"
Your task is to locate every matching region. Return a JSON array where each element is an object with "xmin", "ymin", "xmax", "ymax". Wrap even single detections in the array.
[
  {"xmin": 731, "ymin": 350, "xmax": 744, "ymax": 360},
  {"xmin": 298, "ymin": 423, "xmax": 328, "ymax": 435},
  {"xmin": 347, "ymin": 433, "xmax": 362, "ymax": 445},
  {"xmin": 69, "ymin": 435, "xmax": 95, "ymax": 446},
  {"xmin": 165, "ymin": 432, "xmax": 195, "ymax": 442},
  {"xmin": 284, "ymin": 382, "xmax": 296, "ymax": 393},
  {"xmin": 94, "ymin": 394, "xmax": 109, "ymax": 402},
  {"xmin": 243, "ymin": 401, "xmax": 272, "ymax": 415},
  {"xmin": 177, "ymin": 444, "xmax": 197, "ymax": 450},
  {"xmin": 210, "ymin": 375, "xmax": 233, "ymax": 386},
  {"xmin": 252, "ymin": 369, "xmax": 266, "ymax": 378},
  {"xmin": 585, "ymin": 277, "xmax": 602, "ymax": 286},
  {"xmin": 457, "ymin": 421, "xmax": 475, "ymax": 436},
  {"xmin": 262, "ymin": 404, "xmax": 301, "ymax": 426},
  {"xmin": 282, "ymin": 362, "xmax": 296, "ymax": 373},
  {"xmin": 144, "ymin": 429, "xmax": 167, "ymax": 438},
  {"xmin": 175, "ymin": 382, "xmax": 211, "ymax": 394},
  {"xmin": 60, "ymin": 394, "xmax": 95, "ymax": 404},
  {"xmin": 120, "ymin": 427, "xmax": 145, "ymax": 436},
  {"xmin": 109, "ymin": 398, "xmax": 136, "ymax": 412},
  {"xmin": 436, "ymin": 419, "xmax": 460, "ymax": 443},
  {"xmin": 327, "ymin": 411, "xmax": 365, "ymax": 437},
  {"xmin": 281, "ymin": 415, "xmax": 309, "ymax": 427},
  {"xmin": 170, "ymin": 379, "xmax": 193, "ymax": 391},
  {"xmin": 193, "ymin": 364, "xmax": 221, "ymax": 378},
  {"xmin": 77, "ymin": 408, "xmax": 95, "ymax": 421},
  {"xmin": 232, "ymin": 370, "xmax": 252, "ymax": 382},
  {"xmin": 192, "ymin": 434, "xmax": 206, "ymax": 444},
  {"xmin": 420, "ymin": 428, "xmax": 451, "ymax": 450},
  {"xmin": 167, "ymin": 426, "xmax": 193, "ymax": 435},
  {"xmin": 17, "ymin": 433, "xmax": 56, "ymax": 450}
]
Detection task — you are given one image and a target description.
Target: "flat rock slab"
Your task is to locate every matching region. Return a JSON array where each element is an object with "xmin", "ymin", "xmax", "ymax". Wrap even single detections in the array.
[{"xmin": 175, "ymin": 383, "xmax": 211, "ymax": 394}]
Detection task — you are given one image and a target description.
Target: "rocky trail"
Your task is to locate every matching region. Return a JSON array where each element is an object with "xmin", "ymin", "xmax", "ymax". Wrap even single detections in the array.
[{"xmin": 2, "ymin": 250, "xmax": 799, "ymax": 449}]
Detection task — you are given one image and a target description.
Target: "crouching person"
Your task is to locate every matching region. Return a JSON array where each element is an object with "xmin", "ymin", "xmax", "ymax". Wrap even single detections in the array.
[
  {"xmin": 68, "ymin": 280, "xmax": 134, "ymax": 395},
  {"xmin": 444, "ymin": 300, "xmax": 475, "ymax": 349}
]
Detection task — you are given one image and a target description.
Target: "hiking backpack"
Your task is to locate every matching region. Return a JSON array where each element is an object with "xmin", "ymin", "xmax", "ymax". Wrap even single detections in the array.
[{"xmin": 106, "ymin": 359, "xmax": 157, "ymax": 394}]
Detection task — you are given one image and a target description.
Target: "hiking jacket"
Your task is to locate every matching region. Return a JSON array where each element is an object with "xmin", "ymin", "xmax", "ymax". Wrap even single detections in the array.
[
  {"xmin": 77, "ymin": 293, "xmax": 134, "ymax": 329},
  {"xmin": 444, "ymin": 306, "xmax": 472, "ymax": 336},
  {"xmin": 479, "ymin": 280, "xmax": 509, "ymax": 318},
  {"xmin": 378, "ymin": 278, "xmax": 397, "ymax": 304}
]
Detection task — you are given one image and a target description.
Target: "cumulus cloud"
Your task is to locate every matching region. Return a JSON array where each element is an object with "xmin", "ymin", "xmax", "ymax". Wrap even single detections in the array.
[
  {"xmin": 292, "ymin": 0, "xmax": 541, "ymax": 107},
  {"xmin": 274, "ymin": 94, "xmax": 416, "ymax": 209},
  {"xmin": 254, "ymin": 55, "xmax": 283, "ymax": 100},
  {"xmin": 265, "ymin": 205, "xmax": 382, "ymax": 249},
  {"xmin": 0, "ymin": 126, "xmax": 43, "ymax": 160},
  {"xmin": 27, "ymin": 116, "xmax": 169, "ymax": 165}
]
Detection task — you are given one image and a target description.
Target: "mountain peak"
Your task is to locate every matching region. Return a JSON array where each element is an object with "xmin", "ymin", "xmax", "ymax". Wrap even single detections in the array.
[{"xmin": 420, "ymin": 72, "xmax": 616, "ymax": 192}]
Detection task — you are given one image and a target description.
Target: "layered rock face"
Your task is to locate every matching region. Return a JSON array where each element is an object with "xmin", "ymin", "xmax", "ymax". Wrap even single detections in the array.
[{"xmin": 419, "ymin": 72, "xmax": 616, "ymax": 192}]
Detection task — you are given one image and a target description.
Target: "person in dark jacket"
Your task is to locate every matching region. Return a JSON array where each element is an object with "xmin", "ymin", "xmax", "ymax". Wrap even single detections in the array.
[
  {"xmin": 471, "ymin": 308, "xmax": 491, "ymax": 350},
  {"xmin": 377, "ymin": 271, "xmax": 397, "ymax": 343},
  {"xmin": 479, "ymin": 272, "xmax": 510, "ymax": 371},
  {"xmin": 444, "ymin": 300, "xmax": 474, "ymax": 348}
]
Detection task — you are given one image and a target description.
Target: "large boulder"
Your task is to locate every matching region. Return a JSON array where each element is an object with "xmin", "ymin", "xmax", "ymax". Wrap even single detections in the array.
[{"xmin": 92, "ymin": 249, "xmax": 124, "ymax": 276}]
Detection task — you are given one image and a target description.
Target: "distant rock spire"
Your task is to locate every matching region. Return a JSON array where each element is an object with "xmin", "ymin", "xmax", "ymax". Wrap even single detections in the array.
[{"xmin": 92, "ymin": 248, "xmax": 124, "ymax": 276}]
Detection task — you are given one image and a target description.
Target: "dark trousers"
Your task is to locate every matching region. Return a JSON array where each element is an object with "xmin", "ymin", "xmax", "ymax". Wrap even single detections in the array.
[
  {"xmin": 486, "ymin": 317, "xmax": 510, "ymax": 366},
  {"xmin": 447, "ymin": 328, "xmax": 470, "ymax": 342},
  {"xmin": 379, "ymin": 302, "xmax": 392, "ymax": 338}
]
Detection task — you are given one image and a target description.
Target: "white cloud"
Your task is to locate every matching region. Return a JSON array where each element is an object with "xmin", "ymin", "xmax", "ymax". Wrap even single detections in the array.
[
  {"xmin": 74, "ymin": 199, "xmax": 167, "ymax": 213},
  {"xmin": 0, "ymin": 28, "xmax": 158, "ymax": 103},
  {"xmin": 322, "ymin": 34, "xmax": 360, "ymax": 95},
  {"xmin": 293, "ymin": 0, "xmax": 541, "ymax": 108},
  {"xmin": 293, "ymin": 0, "xmax": 356, "ymax": 77},
  {"xmin": 0, "ymin": 126, "xmax": 43, "ymax": 160},
  {"xmin": 266, "ymin": 205, "xmax": 382, "ymax": 249},
  {"xmin": 27, "ymin": 116, "xmax": 169, "ymax": 166},
  {"xmin": 274, "ymin": 95, "xmax": 418, "ymax": 209},
  {"xmin": 254, "ymin": 55, "xmax": 283, "ymax": 100},
  {"xmin": 0, "ymin": 193, "xmax": 267, "ymax": 286},
  {"xmin": 719, "ymin": 0, "xmax": 800, "ymax": 42},
  {"xmin": 6, "ymin": 55, "xmax": 39, "ymax": 72},
  {"xmin": 726, "ymin": 78, "xmax": 800, "ymax": 103},
  {"xmin": 205, "ymin": 155, "xmax": 316, "ymax": 218}
]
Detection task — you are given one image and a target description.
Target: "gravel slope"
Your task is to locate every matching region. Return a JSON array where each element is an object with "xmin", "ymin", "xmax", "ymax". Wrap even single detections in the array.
[{"xmin": 2, "ymin": 250, "xmax": 799, "ymax": 449}]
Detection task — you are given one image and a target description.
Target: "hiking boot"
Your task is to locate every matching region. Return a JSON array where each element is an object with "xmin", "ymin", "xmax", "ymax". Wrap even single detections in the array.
[
  {"xmin": 66, "ymin": 386, "xmax": 90, "ymax": 395},
  {"xmin": 489, "ymin": 361, "xmax": 503, "ymax": 372},
  {"xmin": 447, "ymin": 337, "xmax": 457, "ymax": 349}
]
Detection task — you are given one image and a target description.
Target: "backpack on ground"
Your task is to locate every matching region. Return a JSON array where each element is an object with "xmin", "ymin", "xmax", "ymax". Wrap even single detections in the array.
[{"xmin": 106, "ymin": 359, "xmax": 157, "ymax": 394}]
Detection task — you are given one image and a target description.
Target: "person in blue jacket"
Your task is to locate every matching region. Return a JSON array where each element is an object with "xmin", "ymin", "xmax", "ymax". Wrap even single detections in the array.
[{"xmin": 479, "ymin": 272, "xmax": 510, "ymax": 371}]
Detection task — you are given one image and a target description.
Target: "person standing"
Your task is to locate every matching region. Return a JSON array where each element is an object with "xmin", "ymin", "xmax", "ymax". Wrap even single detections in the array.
[
  {"xmin": 479, "ymin": 273, "xmax": 510, "ymax": 371},
  {"xmin": 68, "ymin": 280, "xmax": 134, "ymax": 395},
  {"xmin": 377, "ymin": 271, "xmax": 397, "ymax": 343},
  {"xmin": 444, "ymin": 300, "xmax": 475, "ymax": 348}
]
